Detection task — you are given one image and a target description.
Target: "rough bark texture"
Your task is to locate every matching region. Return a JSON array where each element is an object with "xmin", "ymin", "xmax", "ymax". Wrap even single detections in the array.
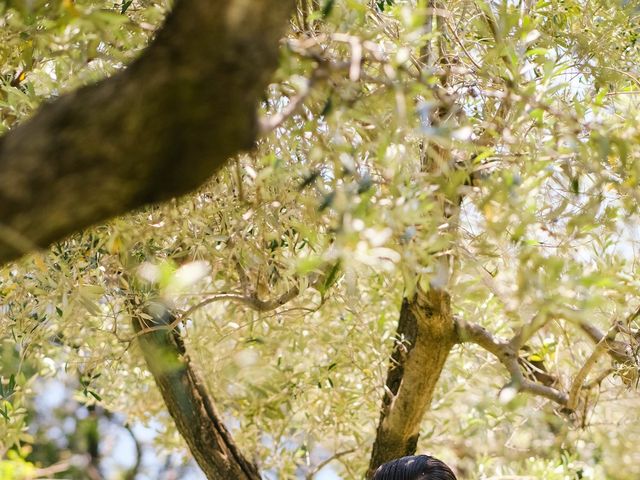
[
  {"xmin": 367, "ymin": 290, "xmax": 456, "ymax": 478},
  {"xmin": 0, "ymin": 0, "xmax": 295, "ymax": 264},
  {"xmin": 133, "ymin": 303, "xmax": 260, "ymax": 480}
]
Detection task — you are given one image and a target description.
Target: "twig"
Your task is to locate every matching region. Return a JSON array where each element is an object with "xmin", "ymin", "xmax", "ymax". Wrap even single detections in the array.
[
  {"xmin": 259, "ymin": 75, "xmax": 318, "ymax": 134},
  {"xmin": 584, "ymin": 367, "xmax": 614, "ymax": 389},
  {"xmin": 136, "ymin": 269, "xmax": 328, "ymax": 336},
  {"xmin": 442, "ymin": 16, "xmax": 482, "ymax": 71},
  {"xmin": 509, "ymin": 311, "xmax": 556, "ymax": 350},
  {"xmin": 32, "ymin": 461, "xmax": 71, "ymax": 478},
  {"xmin": 286, "ymin": 38, "xmax": 394, "ymax": 86},
  {"xmin": 134, "ymin": 285, "xmax": 302, "ymax": 337},
  {"xmin": 183, "ymin": 285, "xmax": 301, "ymax": 318},
  {"xmin": 305, "ymin": 448, "xmax": 357, "ymax": 480},
  {"xmin": 261, "ymin": 31, "xmax": 398, "ymax": 134},
  {"xmin": 123, "ymin": 424, "xmax": 142, "ymax": 480},
  {"xmin": 234, "ymin": 257, "xmax": 250, "ymax": 294}
]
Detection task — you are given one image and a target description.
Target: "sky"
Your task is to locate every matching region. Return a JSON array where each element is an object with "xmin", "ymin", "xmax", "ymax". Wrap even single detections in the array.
[{"xmin": 33, "ymin": 376, "xmax": 344, "ymax": 479}]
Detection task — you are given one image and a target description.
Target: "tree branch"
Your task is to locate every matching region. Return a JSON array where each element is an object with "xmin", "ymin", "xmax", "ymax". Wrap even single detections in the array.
[
  {"xmin": 0, "ymin": 0, "xmax": 295, "ymax": 265},
  {"xmin": 259, "ymin": 72, "xmax": 319, "ymax": 134},
  {"xmin": 578, "ymin": 320, "xmax": 636, "ymax": 365},
  {"xmin": 176, "ymin": 284, "xmax": 301, "ymax": 327},
  {"xmin": 567, "ymin": 334, "xmax": 608, "ymax": 411},
  {"xmin": 121, "ymin": 423, "xmax": 142, "ymax": 480},
  {"xmin": 133, "ymin": 272, "xmax": 323, "ymax": 337},
  {"xmin": 305, "ymin": 448, "xmax": 357, "ymax": 480},
  {"xmin": 132, "ymin": 301, "xmax": 261, "ymax": 480},
  {"xmin": 454, "ymin": 319, "xmax": 569, "ymax": 406},
  {"xmin": 32, "ymin": 461, "xmax": 73, "ymax": 478}
]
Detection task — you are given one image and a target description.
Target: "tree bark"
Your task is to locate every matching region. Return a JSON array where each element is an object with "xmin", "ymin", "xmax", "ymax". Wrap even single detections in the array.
[
  {"xmin": 367, "ymin": 290, "xmax": 456, "ymax": 478},
  {"xmin": 133, "ymin": 303, "xmax": 261, "ymax": 480},
  {"xmin": 0, "ymin": 0, "xmax": 294, "ymax": 265}
]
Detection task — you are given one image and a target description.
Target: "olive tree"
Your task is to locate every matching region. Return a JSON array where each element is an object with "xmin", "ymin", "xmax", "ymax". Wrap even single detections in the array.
[{"xmin": 1, "ymin": 1, "xmax": 640, "ymax": 479}]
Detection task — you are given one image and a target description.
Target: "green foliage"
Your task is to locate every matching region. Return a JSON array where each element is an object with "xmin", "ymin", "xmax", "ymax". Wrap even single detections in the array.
[
  {"xmin": 0, "ymin": 0, "xmax": 170, "ymax": 132},
  {"xmin": 2, "ymin": 0, "xmax": 640, "ymax": 478},
  {"xmin": 0, "ymin": 451, "xmax": 36, "ymax": 480}
]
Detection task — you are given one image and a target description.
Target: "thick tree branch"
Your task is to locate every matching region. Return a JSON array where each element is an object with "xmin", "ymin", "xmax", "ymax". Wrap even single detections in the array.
[
  {"xmin": 132, "ymin": 302, "xmax": 260, "ymax": 480},
  {"xmin": 0, "ymin": 0, "xmax": 295, "ymax": 265}
]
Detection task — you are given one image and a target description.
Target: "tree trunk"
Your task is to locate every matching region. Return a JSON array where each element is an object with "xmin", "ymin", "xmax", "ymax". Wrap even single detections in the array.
[
  {"xmin": 0, "ymin": 0, "xmax": 294, "ymax": 265},
  {"xmin": 367, "ymin": 290, "xmax": 456, "ymax": 477},
  {"xmin": 132, "ymin": 302, "xmax": 261, "ymax": 480}
]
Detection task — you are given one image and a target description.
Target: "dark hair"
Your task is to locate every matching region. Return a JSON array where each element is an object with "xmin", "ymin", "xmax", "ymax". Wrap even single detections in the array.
[{"xmin": 372, "ymin": 455, "xmax": 457, "ymax": 480}]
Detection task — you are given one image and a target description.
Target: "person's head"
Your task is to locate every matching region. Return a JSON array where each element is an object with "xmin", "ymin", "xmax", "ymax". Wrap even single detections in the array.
[{"xmin": 372, "ymin": 455, "xmax": 457, "ymax": 480}]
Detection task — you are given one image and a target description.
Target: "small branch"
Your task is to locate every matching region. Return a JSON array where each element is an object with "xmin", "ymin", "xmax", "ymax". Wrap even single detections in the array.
[
  {"xmin": 261, "ymin": 29, "xmax": 405, "ymax": 128},
  {"xmin": 184, "ymin": 291, "xmax": 286, "ymax": 316},
  {"xmin": 441, "ymin": 16, "xmax": 481, "ymax": 71},
  {"xmin": 567, "ymin": 335, "xmax": 608, "ymax": 411},
  {"xmin": 286, "ymin": 36, "xmax": 397, "ymax": 86},
  {"xmin": 290, "ymin": 33, "xmax": 390, "ymax": 64},
  {"xmin": 455, "ymin": 319, "xmax": 569, "ymax": 406},
  {"xmin": 578, "ymin": 320, "xmax": 636, "ymax": 365},
  {"xmin": 32, "ymin": 461, "xmax": 72, "ymax": 478},
  {"xmin": 134, "ymin": 285, "xmax": 301, "ymax": 337},
  {"xmin": 454, "ymin": 318, "xmax": 510, "ymax": 357},
  {"xmin": 516, "ymin": 377, "xmax": 568, "ymax": 405},
  {"xmin": 584, "ymin": 367, "xmax": 615, "ymax": 389},
  {"xmin": 176, "ymin": 267, "xmax": 328, "ymax": 326},
  {"xmin": 509, "ymin": 311, "xmax": 555, "ymax": 351},
  {"xmin": 234, "ymin": 256, "xmax": 251, "ymax": 294},
  {"xmin": 259, "ymin": 74, "xmax": 319, "ymax": 134},
  {"xmin": 123, "ymin": 423, "xmax": 142, "ymax": 480},
  {"xmin": 305, "ymin": 448, "xmax": 356, "ymax": 480},
  {"xmin": 578, "ymin": 320, "xmax": 608, "ymax": 343},
  {"xmin": 181, "ymin": 284, "xmax": 300, "ymax": 317},
  {"xmin": 134, "ymin": 263, "xmax": 332, "ymax": 339}
]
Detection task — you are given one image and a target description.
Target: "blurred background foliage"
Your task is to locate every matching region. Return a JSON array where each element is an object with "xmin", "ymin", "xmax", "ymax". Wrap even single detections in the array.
[{"xmin": 1, "ymin": 0, "xmax": 640, "ymax": 478}]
